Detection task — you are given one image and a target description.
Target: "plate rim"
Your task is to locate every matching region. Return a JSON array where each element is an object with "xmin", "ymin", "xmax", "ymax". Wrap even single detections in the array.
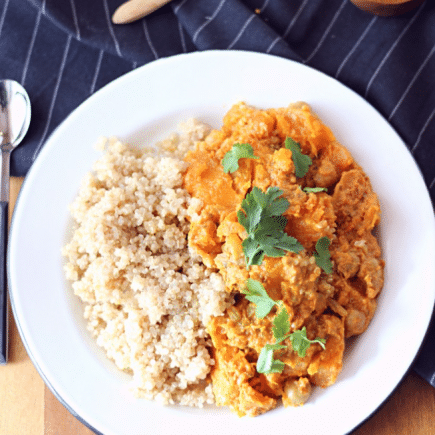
[{"xmin": 8, "ymin": 49, "xmax": 435, "ymax": 435}]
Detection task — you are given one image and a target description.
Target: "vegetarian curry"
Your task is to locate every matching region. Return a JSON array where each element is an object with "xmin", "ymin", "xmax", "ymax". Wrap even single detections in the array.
[{"xmin": 183, "ymin": 102, "xmax": 384, "ymax": 417}]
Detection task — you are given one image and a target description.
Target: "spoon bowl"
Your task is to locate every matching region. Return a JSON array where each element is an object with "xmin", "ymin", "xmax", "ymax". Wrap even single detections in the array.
[{"xmin": 0, "ymin": 79, "xmax": 31, "ymax": 364}]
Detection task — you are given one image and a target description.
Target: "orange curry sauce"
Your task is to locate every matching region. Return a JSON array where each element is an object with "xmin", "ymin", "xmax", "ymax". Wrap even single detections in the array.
[{"xmin": 183, "ymin": 102, "xmax": 384, "ymax": 417}]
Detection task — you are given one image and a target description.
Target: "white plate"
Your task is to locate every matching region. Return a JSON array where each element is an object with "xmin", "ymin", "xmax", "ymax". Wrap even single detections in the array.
[{"xmin": 9, "ymin": 50, "xmax": 435, "ymax": 435}]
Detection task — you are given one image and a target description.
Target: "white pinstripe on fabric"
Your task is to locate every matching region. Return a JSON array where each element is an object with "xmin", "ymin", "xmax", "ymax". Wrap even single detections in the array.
[
  {"xmin": 266, "ymin": 0, "xmax": 310, "ymax": 54},
  {"xmin": 103, "ymin": 0, "xmax": 122, "ymax": 57},
  {"xmin": 173, "ymin": 0, "xmax": 189, "ymax": 14},
  {"xmin": 411, "ymin": 106, "xmax": 435, "ymax": 153},
  {"xmin": 282, "ymin": 0, "xmax": 309, "ymax": 40},
  {"xmin": 90, "ymin": 49, "xmax": 104, "ymax": 95},
  {"xmin": 41, "ymin": 0, "xmax": 46, "ymax": 15},
  {"xmin": 230, "ymin": 0, "xmax": 272, "ymax": 52},
  {"xmin": 266, "ymin": 36, "xmax": 280, "ymax": 54},
  {"xmin": 364, "ymin": 3, "xmax": 424, "ymax": 98},
  {"xmin": 227, "ymin": 14, "xmax": 255, "ymax": 49},
  {"xmin": 303, "ymin": 0, "xmax": 347, "ymax": 65},
  {"xmin": 430, "ymin": 175, "xmax": 435, "ymax": 190},
  {"xmin": 388, "ymin": 42, "xmax": 435, "ymax": 121},
  {"xmin": 69, "ymin": 0, "xmax": 81, "ymax": 40},
  {"xmin": 33, "ymin": 35, "xmax": 72, "ymax": 161},
  {"xmin": 178, "ymin": 21, "xmax": 187, "ymax": 53},
  {"xmin": 335, "ymin": 16, "xmax": 377, "ymax": 79},
  {"xmin": 142, "ymin": 20, "xmax": 158, "ymax": 60},
  {"xmin": 21, "ymin": 8, "xmax": 42, "ymax": 86},
  {"xmin": 258, "ymin": 0, "xmax": 271, "ymax": 13},
  {"xmin": 0, "ymin": 0, "xmax": 10, "ymax": 39},
  {"xmin": 193, "ymin": 0, "xmax": 227, "ymax": 43}
]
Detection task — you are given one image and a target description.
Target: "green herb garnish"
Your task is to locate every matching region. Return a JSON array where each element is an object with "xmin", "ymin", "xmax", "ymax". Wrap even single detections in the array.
[
  {"xmin": 222, "ymin": 143, "xmax": 259, "ymax": 173},
  {"xmin": 314, "ymin": 236, "xmax": 333, "ymax": 274},
  {"xmin": 257, "ymin": 343, "xmax": 287, "ymax": 374},
  {"xmin": 243, "ymin": 278, "xmax": 278, "ymax": 318},
  {"xmin": 303, "ymin": 187, "xmax": 328, "ymax": 193},
  {"xmin": 237, "ymin": 187, "xmax": 303, "ymax": 267},
  {"xmin": 289, "ymin": 327, "xmax": 326, "ymax": 358},
  {"xmin": 272, "ymin": 305, "xmax": 290, "ymax": 340},
  {"xmin": 285, "ymin": 137, "xmax": 312, "ymax": 178},
  {"xmin": 244, "ymin": 279, "xmax": 326, "ymax": 374}
]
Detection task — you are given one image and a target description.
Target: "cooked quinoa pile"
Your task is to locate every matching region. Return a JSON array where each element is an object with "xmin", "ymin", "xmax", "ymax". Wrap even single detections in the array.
[{"xmin": 62, "ymin": 120, "xmax": 232, "ymax": 406}]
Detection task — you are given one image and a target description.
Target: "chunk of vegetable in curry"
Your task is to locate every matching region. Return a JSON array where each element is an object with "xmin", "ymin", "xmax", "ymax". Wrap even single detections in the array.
[{"xmin": 183, "ymin": 102, "xmax": 384, "ymax": 417}]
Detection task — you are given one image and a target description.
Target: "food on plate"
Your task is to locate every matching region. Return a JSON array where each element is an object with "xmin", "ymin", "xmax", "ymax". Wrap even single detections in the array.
[
  {"xmin": 63, "ymin": 101, "xmax": 384, "ymax": 416},
  {"xmin": 184, "ymin": 102, "xmax": 384, "ymax": 416},
  {"xmin": 62, "ymin": 121, "xmax": 233, "ymax": 406}
]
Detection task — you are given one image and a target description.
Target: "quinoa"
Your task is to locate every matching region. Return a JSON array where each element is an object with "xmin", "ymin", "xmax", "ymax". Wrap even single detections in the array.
[{"xmin": 62, "ymin": 120, "xmax": 233, "ymax": 407}]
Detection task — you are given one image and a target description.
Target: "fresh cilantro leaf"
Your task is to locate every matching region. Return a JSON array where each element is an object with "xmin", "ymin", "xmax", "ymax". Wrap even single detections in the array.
[
  {"xmin": 272, "ymin": 306, "xmax": 290, "ymax": 341},
  {"xmin": 239, "ymin": 191, "xmax": 263, "ymax": 233},
  {"xmin": 314, "ymin": 236, "xmax": 333, "ymax": 274},
  {"xmin": 263, "ymin": 187, "xmax": 290, "ymax": 216},
  {"xmin": 269, "ymin": 359, "xmax": 286, "ymax": 373},
  {"xmin": 236, "ymin": 209, "xmax": 249, "ymax": 233},
  {"xmin": 241, "ymin": 236, "xmax": 266, "ymax": 267},
  {"xmin": 256, "ymin": 215, "xmax": 288, "ymax": 234},
  {"xmin": 311, "ymin": 336, "xmax": 327, "ymax": 349},
  {"xmin": 265, "ymin": 197, "xmax": 290, "ymax": 217},
  {"xmin": 262, "ymin": 245, "xmax": 288, "ymax": 258},
  {"xmin": 264, "ymin": 186, "xmax": 283, "ymax": 202},
  {"xmin": 257, "ymin": 345, "xmax": 274, "ymax": 373},
  {"xmin": 257, "ymin": 343, "xmax": 287, "ymax": 374},
  {"xmin": 303, "ymin": 187, "xmax": 328, "ymax": 193},
  {"xmin": 274, "ymin": 233, "xmax": 304, "ymax": 254},
  {"xmin": 285, "ymin": 137, "xmax": 312, "ymax": 178},
  {"xmin": 289, "ymin": 327, "xmax": 326, "ymax": 358},
  {"xmin": 246, "ymin": 280, "xmax": 327, "ymax": 374},
  {"xmin": 237, "ymin": 186, "xmax": 303, "ymax": 267},
  {"xmin": 241, "ymin": 236, "xmax": 260, "ymax": 259},
  {"xmin": 243, "ymin": 279, "xmax": 277, "ymax": 318},
  {"xmin": 222, "ymin": 143, "xmax": 259, "ymax": 173},
  {"xmin": 251, "ymin": 186, "xmax": 267, "ymax": 209}
]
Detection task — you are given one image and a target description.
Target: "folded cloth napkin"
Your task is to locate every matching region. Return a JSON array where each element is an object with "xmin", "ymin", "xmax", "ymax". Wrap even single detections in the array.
[{"xmin": 1, "ymin": 0, "xmax": 435, "ymax": 383}]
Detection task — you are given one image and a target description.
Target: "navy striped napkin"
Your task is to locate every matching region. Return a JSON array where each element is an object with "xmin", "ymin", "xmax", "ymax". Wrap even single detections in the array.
[{"xmin": 1, "ymin": 0, "xmax": 435, "ymax": 385}]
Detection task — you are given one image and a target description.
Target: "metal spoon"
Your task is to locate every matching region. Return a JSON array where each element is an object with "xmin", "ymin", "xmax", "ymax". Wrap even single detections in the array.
[{"xmin": 0, "ymin": 80, "xmax": 31, "ymax": 364}]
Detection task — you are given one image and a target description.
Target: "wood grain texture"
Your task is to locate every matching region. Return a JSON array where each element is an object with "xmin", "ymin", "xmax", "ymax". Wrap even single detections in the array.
[
  {"xmin": 1, "ymin": 177, "xmax": 435, "ymax": 434},
  {"xmin": 44, "ymin": 385, "xmax": 94, "ymax": 435},
  {"xmin": 0, "ymin": 177, "xmax": 44, "ymax": 435},
  {"xmin": 353, "ymin": 371, "xmax": 435, "ymax": 434}
]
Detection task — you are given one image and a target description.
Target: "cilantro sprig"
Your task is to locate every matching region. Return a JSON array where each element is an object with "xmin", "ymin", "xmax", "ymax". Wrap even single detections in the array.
[
  {"xmin": 303, "ymin": 187, "xmax": 328, "ymax": 193},
  {"xmin": 257, "ymin": 343, "xmax": 287, "ymax": 374},
  {"xmin": 237, "ymin": 187, "xmax": 303, "ymax": 267},
  {"xmin": 243, "ymin": 278, "xmax": 278, "ymax": 318},
  {"xmin": 314, "ymin": 236, "xmax": 333, "ymax": 274},
  {"xmin": 289, "ymin": 327, "xmax": 327, "ymax": 358},
  {"xmin": 243, "ymin": 279, "xmax": 326, "ymax": 374},
  {"xmin": 222, "ymin": 143, "xmax": 259, "ymax": 173},
  {"xmin": 285, "ymin": 137, "xmax": 312, "ymax": 178}
]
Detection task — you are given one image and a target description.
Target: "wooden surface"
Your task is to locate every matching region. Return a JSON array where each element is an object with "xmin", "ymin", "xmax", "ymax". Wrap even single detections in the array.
[{"xmin": 1, "ymin": 177, "xmax": 435, "ymax": 435}]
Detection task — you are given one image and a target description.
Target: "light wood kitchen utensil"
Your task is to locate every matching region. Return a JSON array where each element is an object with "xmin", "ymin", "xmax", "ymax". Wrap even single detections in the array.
[{"xmin": 112, "ymin": 0, "xmax": 173, "ymax": 24}]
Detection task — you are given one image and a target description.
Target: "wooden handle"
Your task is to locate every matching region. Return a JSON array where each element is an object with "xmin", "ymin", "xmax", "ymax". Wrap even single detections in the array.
[{"xmin": 112, "ymin": 0, "xmax": 172, "ymax": 24}]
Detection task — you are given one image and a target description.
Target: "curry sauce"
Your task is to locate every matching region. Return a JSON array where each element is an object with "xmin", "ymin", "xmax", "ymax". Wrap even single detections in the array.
[{"xmin": 183, "ymin": 102, "xmax": 384, "ymax": 417}]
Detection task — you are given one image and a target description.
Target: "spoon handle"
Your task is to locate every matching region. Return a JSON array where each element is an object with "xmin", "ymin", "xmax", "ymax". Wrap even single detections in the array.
[
  {"xmin": 0, "ymin": 200, "xmax": 7, "ymax": 364},
  {"xmin": 0, "ymin": 149, "xmax": 10, "ymax": 364}
]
